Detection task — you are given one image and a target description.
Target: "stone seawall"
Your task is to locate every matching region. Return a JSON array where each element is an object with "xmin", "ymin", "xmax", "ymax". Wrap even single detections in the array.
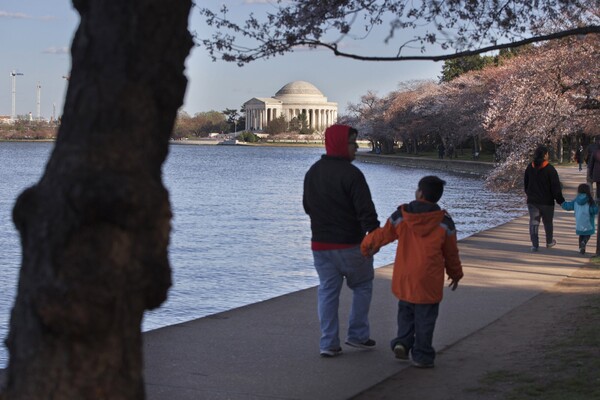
[{"xmin": 356, "ymin": 152, "xmax": 494, "ymax": 177}]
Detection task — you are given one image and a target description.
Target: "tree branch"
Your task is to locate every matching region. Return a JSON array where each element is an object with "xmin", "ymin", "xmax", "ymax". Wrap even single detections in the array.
[{"xmin": 299, "ymin": 26, "xmax": 600, "ymax": 62}]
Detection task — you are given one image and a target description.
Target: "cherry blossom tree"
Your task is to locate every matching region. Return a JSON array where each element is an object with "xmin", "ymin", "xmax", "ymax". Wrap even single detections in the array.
[
  {"xmin": 484, "ymin": 35, "xmax": 600, "ymax": 190},
  {"xmin": 381, "ymin": 81, "xmax": 442, "ymax": 154},
  {"xmin": 345, "ymin": 91, "xmax": 397, "ymax": 153}
]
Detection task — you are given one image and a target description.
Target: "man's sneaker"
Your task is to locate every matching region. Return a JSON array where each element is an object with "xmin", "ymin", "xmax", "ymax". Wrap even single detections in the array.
[
  {"xmin": 412, "ymin": 360, "xmax": 435, "ymax": 368},
  {"xmin": 320, "ymin": 347, "xmax": 342, "ymax": 358},
  {"xmin": 345, "ymin": 339, "xmax": 376, "ymax": 349},
  {"xmin": 546, "ymin": 240, "xmax": 557, "ymax": 248},
  {"xmin": 531, "ymin": 246, "xmax": 539, "ymax": 252},
  {"xmin": 393, "ymin": 343, "xmax": 408, "ymax": 360}
]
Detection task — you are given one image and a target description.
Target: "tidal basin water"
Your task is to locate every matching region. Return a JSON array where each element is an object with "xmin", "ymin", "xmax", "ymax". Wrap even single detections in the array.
[{"xmin": 0, "ymin": 142, "xmax": 525, "ymax": 367}]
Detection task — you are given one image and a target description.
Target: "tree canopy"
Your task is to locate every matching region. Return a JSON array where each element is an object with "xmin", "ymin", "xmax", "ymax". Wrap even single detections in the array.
[
  {"xmin": 342, "ymin": 35, "xmax": 599, "ymax": 189},
  {"xmin": 200, "ymin": 0, "xmax": 599, "ymax": 64}
]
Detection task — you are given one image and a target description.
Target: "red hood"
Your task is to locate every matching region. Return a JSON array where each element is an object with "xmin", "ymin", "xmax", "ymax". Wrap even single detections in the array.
[{"xmin": 325, "ymin": 125, "xmax": 351, "ymax": 160}]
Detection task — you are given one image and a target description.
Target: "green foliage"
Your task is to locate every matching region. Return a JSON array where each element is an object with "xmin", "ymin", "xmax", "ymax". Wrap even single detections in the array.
[
  {"xmin": 264, "ymin": 115, "xmax": 288, "ymax": 134},
  {"xmin": 222, "ymin": 108, "xmax": 240, "ymax": 132},
  {"xmin": 298, "ymin": 112, "xmax": 313, "ymax": 135},
  {"xmin": 440, "ymin": 54, "xmax": 495, "ymax": 82},
  {"xmin": 440, "ymin": 46, "xmax": 533, "ymax": 82},
  {"xmin": 222, "ymin": 108, "xmax": 239, "ymax": 122},
  {"xmin": 288, "ymin": 117, "xmax": 301, "ymax": 132},
  {"xmin": 237, "ymin": 131, "xmax": 259, "ymax": 142}
]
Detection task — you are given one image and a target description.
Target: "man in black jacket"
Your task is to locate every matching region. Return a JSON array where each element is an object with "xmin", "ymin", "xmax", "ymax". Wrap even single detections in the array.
[{"xmin": 303, "ymin": 124, "xmax": 380, "ymax": 357}]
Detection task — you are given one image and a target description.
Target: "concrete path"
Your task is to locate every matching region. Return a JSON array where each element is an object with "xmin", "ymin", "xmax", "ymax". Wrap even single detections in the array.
[{"xmin": 143, "ymin": 166, "xmax": 591, "ymax": 400}]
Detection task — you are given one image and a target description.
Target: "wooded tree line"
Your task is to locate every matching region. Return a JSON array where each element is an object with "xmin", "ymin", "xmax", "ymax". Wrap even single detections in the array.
[
  {"xmin": 173, "ymin": 109, "xmax": 316, "ymax": 138},
  {"xmin": 340, "ymin": 36, "xmax": 600, "ymax": 190},
  {"xmin": 173, "ymin": 110, "xmax": 240, "ymax": 138}
]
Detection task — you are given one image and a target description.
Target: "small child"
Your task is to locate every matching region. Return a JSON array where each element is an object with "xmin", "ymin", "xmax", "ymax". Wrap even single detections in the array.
[
  {"xmin": 561, "ymin": 183, "xmax": 598, "ymax": 254},
  {"xmin": 361, "ymin": 176, "xmax": 463, "ymax": 368}
]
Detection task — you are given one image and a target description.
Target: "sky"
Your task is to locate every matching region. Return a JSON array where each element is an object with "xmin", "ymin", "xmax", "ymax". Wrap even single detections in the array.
[{"xmin": 0, "ymin": 0, "xmax": 443, "ymax": 120}]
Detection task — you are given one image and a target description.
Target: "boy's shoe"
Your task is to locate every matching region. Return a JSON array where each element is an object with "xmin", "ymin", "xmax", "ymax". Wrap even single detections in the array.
[
  {"xmin": 320, "ymin": 347, "xmax": 342, "ymax": 358},
  {"xmin": 393, "ymin": 343, "xmax": 409, "ymax": 360},
  {"xmin": 531, "ymin": 246, "xmax": 538, "ymax": 252},
  {"xmin": 546, "ymin": 240, "xmax": 557, "ymax": 248},
  {"xmin": 345, "ymin": 339, "xmax": 376, "ymax": 349},
  {"xmin": 412, "ymin": 360, "xmax": 435, "ymax": 368}
]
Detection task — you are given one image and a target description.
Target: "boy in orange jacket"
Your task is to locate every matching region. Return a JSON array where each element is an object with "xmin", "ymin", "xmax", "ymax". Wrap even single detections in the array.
[{"xmin": 361, "ymin": 175, "xmax": 463, "ymax": 368}]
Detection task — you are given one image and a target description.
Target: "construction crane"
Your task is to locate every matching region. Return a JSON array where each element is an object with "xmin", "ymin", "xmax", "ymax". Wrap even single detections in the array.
[
  {"xmin": 36, "ymin": 82, "xmax": 42, "ymax": 120},
  {"xmin": 10, "ymin": 70, "xmax": 24, "ymax": 120}
]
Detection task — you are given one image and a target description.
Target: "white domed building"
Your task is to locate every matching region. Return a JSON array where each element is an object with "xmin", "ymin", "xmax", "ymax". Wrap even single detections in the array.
[{"xmin": 243, "ymin": 81, "xmax": 338, "ymax": 132}]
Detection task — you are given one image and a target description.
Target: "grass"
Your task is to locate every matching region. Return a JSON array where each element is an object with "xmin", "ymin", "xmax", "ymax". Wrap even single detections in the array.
[
  {"xmin": 590, "ymin": 256, "xmax": 600, "ymax": 266},
  {"xmin": 474, "ymin": 294, "xmax": 600, "ymax": 399}
]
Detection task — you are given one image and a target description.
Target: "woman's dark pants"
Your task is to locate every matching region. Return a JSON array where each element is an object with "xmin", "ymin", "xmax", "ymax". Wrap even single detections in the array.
[{"xmin": 527, "ymin": 204, "xmax": 555, "ymax": 248}]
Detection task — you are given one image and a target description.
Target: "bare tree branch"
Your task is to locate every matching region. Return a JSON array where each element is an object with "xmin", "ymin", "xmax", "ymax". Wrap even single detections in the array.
[
  {"xmin": 199, "ymin": 0, "xmax": 600, "ymax": 65},
  {"xmin": 297, "ymin": 26, "xmax": 600, "ymax": 62}
]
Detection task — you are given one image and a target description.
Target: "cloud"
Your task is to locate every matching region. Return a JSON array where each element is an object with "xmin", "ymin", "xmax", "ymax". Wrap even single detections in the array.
[
  {"xmin": 43, "ymin": 47, "xmax": 69, "ymax": 55},
  {"xmin": 242, "ymin": 0, "xmax": 273, "ymax": 4},
  {"xmin": 0, "ymin": 10, "xmax": 55, "ymax": 20},
  {"xmin": 0, "ymin": 10, "xmax": 31, "ymax": 18}
]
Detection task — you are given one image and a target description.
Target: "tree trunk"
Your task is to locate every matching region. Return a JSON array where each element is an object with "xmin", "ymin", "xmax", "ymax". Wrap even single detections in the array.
[
  {"xmin": 558, "ymin": 137, "xmax": 564, "ymax": 163},
  {"xmin": 1, "ymin": 1, "xmax": 193, "ymax": 399}
]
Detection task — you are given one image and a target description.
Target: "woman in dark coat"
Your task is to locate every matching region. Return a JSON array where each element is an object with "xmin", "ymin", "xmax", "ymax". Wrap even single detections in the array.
[{"xmin": 524, "ymin": 145, "xmax": 565, "ymax": 252}]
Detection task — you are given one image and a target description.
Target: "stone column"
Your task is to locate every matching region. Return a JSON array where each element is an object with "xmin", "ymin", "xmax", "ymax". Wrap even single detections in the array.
[{"xmin": 259, "ymin": 109, "xmax": 263, "ymax": 130}]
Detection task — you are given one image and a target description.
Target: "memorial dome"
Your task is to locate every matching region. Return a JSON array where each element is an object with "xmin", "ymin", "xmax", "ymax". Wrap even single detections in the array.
[
  {"xmin": 275, "ymin": 81, "xmax": 324, "ymax": 97},
  {"xmin": 274, "ymin": 81, "xmax": 327, "ymax": 102}
]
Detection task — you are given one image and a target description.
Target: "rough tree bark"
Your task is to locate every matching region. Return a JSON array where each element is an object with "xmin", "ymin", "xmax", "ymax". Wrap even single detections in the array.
[{"xmin": 1, "ymin": 0, "xmax": 193, "ymax": 398}]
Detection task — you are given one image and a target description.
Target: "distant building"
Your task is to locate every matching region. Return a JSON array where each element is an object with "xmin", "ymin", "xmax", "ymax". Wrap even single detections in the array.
[{"xmin": 243, "ymin": 81, "xmax": 338, "ymax": 132}]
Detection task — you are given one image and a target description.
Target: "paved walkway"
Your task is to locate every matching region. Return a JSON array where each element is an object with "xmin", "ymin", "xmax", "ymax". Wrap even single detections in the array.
[{"xmin": 143, "ymin": 166, "xmax": 591, "ymax": 399}]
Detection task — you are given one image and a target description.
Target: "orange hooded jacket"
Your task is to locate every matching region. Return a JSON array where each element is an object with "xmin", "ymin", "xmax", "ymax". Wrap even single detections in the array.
[{"xmin": 361, "ymin": 201, "xmax": 463, "ymax": 304}]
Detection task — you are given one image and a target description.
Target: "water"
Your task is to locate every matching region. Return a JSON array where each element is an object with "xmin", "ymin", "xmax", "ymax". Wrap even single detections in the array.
[{"xmin": 0, "ymin": 143, "xmax": 525, "ymax": 367}]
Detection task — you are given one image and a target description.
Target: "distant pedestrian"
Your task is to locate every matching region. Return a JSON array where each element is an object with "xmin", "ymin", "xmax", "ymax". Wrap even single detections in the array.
[
  {"xmin": 437, "ymin": 143, "xmax": 445, "ymax": 159},
  {"xmin": 586, "ymin": 136, "xmax": 600, "ymax": 195},
  {"xmin": 561, "ymin": 184, "xmax": 598, "ymax": 255},
  {"xmin": 524, "ymin": 145, "xmax": 565, "ymax": 252},
  {"xmin": 446, "ymin": 143, "xmax": 454, "ymax": 159},
  {"xmin": 575, "ymin": 145, "xmax": 584, "ymax": 171},
  {"xmin": 587, "ymin": 139, "xmax": 600, "ymax": 200},
  {"xmin": 361, "ymin": 176, "xmax": 463, "ymax": 368},
  {"xmin": 303, "ymin": 124, "xmax": 380, "ymax": 358}
]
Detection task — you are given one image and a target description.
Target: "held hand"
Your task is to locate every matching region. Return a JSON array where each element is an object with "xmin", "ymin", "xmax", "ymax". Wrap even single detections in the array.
[
  {"xmin": 448, "ymin": 278, "xmax": 459, "ymax": 291},
  {"xmin": 367, "ymin": 247, "xmax": 380, "ymax": 257},
  {"xmin": 361, "ymin": 245, "xmax": 380, "ymax": 257}
]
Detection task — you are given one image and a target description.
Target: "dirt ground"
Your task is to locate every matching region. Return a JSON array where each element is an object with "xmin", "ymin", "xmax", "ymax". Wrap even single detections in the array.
[{"xmin": 352, "ymin": 266, "xmax": 600, "ymax": 400}]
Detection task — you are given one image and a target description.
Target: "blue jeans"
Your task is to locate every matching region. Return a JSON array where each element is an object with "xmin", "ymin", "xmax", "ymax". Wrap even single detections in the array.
[
  {"xmin": 390, "ymin": 301, "xmax": 439, "ymax": 365},
  {"xmin": 527, "ymin": 204, "xmax": 555, "ymax": 248},
  {"xmin": 312, "ymin": 247, "xmax": 374, "ymax": 351}
]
